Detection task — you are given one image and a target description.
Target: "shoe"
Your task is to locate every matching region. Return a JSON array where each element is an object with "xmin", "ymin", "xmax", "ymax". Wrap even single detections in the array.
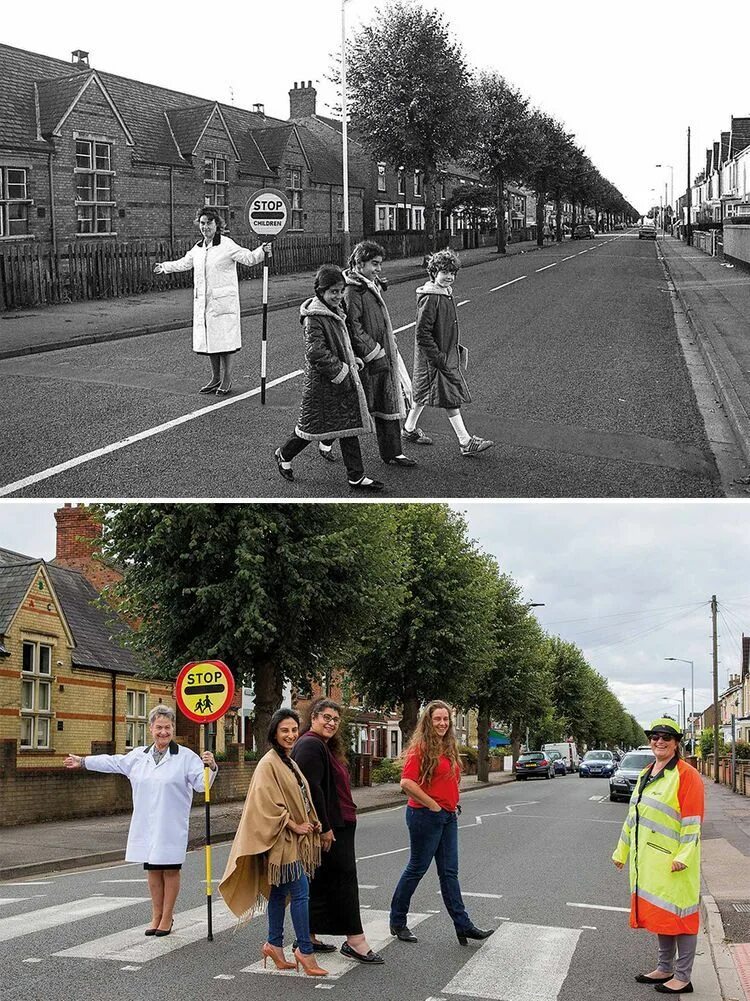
[
  {"xmin": 654, "ymin": 983, "xmax": 693, "ymax": 995},
  {"xmin": 293, "ymin": 939, "xmax": 337, "ymax": 953},
  {"xmin": 199, "ymin": 380, "xmax": 220, "ymax": 393},
  {"xmin": 262, "ymin": 942, "xmax": 296, "ymax": 970},
  {"xmin": 293, "ymin": 947, "xmax": 328, "ymax": 976},
  {"xmin": 154, "ymin": 920, "xmax": 174, "ymax": 937},
  {"xmin": 385, "ymin": 455, "xmax": 417, "ymax": 467},
  {"xmin": 635, "ymin": 973, "xmax": 673, "ymax": 984},
  {"xmin": 348, "ymin": 477, "xmax": 385, "ymax": 492},
  {"xmin": 274, "ymin": 448, "xmax": 294, "ymax": 482},
  {"xmin": 390, "ymin": 925, "xmax": 418, "ymax": 942},
  {"xmin": 459, "ymin": 435, "xmax": 494, "ymax": 456},
  {"xmin": 456, "ymin": 924, "xmax": 494, "ymax": 946},
  {"xmin": 402, "ymin": 427, "xmax": 433, "ymax": 445},
  {"xmin": 318, "ymin": 445, "xmax": 337, "ymax": 463},
  {"xmin": 216, "ymin": 382, "xmax": 233, "ymax": 395},
  {"xmin": 340, "ymin": 941, "xmax": 384, "ymax": 964},
  {"xmin": 144, "ymin": 926, "xmax": 159, "ymax": 936}
]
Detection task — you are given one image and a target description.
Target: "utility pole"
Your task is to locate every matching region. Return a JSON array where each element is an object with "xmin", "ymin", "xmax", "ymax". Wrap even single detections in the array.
[
  {"xmin": 686, "ymin": 127, "xmax": 692, "ymax": 247},
  {"xmin": 682, "ymin": 687, "xmax": 686, "ymax": 740},
  {"xmin": 712, "ymin": 594, "xmax": 719, "ymax": 782}
]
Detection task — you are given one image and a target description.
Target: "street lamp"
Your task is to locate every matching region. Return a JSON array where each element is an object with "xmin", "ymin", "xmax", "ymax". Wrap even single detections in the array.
[
  {"xmin": 341, "ymin": 0, "xmax": 354, "ymax": 264},
  {"xmin": 662, "ymin": 698, "xmax": 682, "ymax": 732},
  {"xmin": 665, "ymin": 658, "xmax": 694, "ymax": 754},
  {"xmin": 655, "ymin": 164, "xmax": 674, "ymax": 209}
]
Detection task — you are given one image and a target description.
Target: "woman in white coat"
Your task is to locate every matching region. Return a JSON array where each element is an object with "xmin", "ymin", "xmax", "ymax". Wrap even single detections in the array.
[
  {"xmin": 154, "ymin": 209, "xmax": 271, "ymax": 395},
  {"xmin": 64, "ymin": 704, "xmax": 216, "ymax": 936}
]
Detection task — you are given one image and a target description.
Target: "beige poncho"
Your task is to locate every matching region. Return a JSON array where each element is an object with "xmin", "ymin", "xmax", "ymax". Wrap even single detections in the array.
[{"xmin": 219, "ymin": 749, "xmax": 321, "ymax": 922}]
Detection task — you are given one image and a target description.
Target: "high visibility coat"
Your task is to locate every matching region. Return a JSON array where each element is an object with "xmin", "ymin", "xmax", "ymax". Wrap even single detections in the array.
[
  {"xmin": 160, "ymin": 236, "xmax": 265, "ymax": 355},
  {"xmin": 84, "ymin": 741, "xmax": 217, "ymax": 865},
  {"xmin": 612, "ymin": 756, "xmax": 703, "ymax": 935}
]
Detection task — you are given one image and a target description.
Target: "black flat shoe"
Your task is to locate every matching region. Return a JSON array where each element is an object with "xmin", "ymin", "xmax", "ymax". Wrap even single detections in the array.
[
  {"xmin": 390, "ymin": 925, "xmax": 418, "ymax": 942},
  {"xmin": 274, "ymin": 449, "xmax": 294, "ymax": 482},
  {"xmin": 144, "ymin": 927, "xmax": 159, "ymax": 936},
  {"xmin": 293, "ymin": 939, "xmax": 337, "ymax": 953},
  {"xmin": 654, "ymin": 983, "xmax": 693, "ymax": 995},
  {"xmin": 386, "ymin": 455, "xmax": 417, "ymax": 467},
  {"xmin": 635, "ymin": 973, "xmax": 673, "ymax": 984},
  {"xmin": 348, "ymin": 478, "xmax": 385, "ymax": 492},
  {"xmin": 199, "ymin": 381, "xmax": 220, "ymax": 393},
  {"xmin": 154, "ymin": 920, "xmax": 174, "ymax": 937},
  {"xmin": 456, "ymin": 925, "xmax": 494, "ymax": 946},
  {"xmin": 318, "ymin": 446, "xmax": 337, "ymax": 463},
  {"xmin": 340, "ymin": 942, "xmax": 384, "ymax": 964}
]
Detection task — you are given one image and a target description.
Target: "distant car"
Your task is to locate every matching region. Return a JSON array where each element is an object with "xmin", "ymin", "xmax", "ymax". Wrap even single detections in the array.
[
  {"xmin": 638, "ymin": 220, "xmax": 657, "ymax": 240},
  {"xmin": 547, "ymin": 750, "xmax": 567, "ymax": 775},
  {"xmin": 579, "ymin": 750, "xmax": 616, "ymax": 778},
  {"xmin": 542, "ymin": 741, "xmax": 580, "ymax": 772},
  {"xmin": 514, "ymin": 751, "xmax": 555, "ymax": 780},
  {"xmin": 609, "ymin": 749, "xmax": 656, "ymax": 802},
  {"xmin": 572, "ymin": 223, "xmax": 595, "ymax": 240}
]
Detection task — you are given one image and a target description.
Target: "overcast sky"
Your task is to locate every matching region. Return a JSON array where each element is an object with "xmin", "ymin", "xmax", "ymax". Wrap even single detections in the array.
[
  {"xmin": 2, "ymin": 500, "xmax": 747, "ymax": 732},
  {"xmin": 4, "ymin": 0, "xmax": 748, "ymax": 216}
]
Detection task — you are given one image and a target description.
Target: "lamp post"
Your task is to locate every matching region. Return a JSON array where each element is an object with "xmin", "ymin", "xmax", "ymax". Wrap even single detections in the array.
[
  {"xmin": 655, "ymin": 164, "xmax": 674, "ymax": 209},
  {"xmin": 662, "ymin": 698, "xmax": 683, "ymax": 732},
  {"xmin": 665, "ymin": 658, "xmax": 695, "ymax": 754},
  {"xmin": 341, "ymin": 0, "xmax": 354, "ymax": 263}
]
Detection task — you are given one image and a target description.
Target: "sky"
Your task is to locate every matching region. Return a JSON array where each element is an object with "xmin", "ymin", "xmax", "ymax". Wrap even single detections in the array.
[
  {"xmin": 4, "ymin": 0, "xmax": 749, "ymax": 217},
  {"xmin": 2, "ymin": 500, "xmax": 747, "ymax": 733}
]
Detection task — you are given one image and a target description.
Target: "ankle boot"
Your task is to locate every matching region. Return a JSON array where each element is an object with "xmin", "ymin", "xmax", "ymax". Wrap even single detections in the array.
[{"xmin": 456, "ymin": 924, "xmax": 494, "ymax": 946}]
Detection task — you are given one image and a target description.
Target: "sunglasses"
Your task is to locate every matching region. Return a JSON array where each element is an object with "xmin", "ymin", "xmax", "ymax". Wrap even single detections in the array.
[{"xmin": 649, "ymin": 734, "xmax": 676, "ymax": 742}]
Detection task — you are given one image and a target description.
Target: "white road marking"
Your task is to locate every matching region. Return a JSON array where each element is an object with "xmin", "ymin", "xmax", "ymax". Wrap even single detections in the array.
[
  {"xmin": 0, "ymin": 898, "xmax": 37, "ymax": 906},
  {"xmin": 393, "ymin": 322, "xmax": 416, "ymax": 334},
  {"xmin": 55, "ymin": 899, "xmax": 236, "ymax": 961},
  {"xmin": 0, "ymin": 896, "xmax": 148, "ymax": 943},
  {"xmin": 535, "ymin": 263, "xmax": 558, "ymax": 272},
  {"xmin": 357, "ymin": 846, "xmax": 410, "ymax": 861},
  {"xmin": 22, "ymin": 957, "xmax": 43, "ymax": 963},
  {"xmin": 588, "ymin": 795, "xmax": 605, "ymax": 801},
  {"xmin": 456, "ymin": 299, "xmax": 471, "ymax": 306},
  {"xmin": 562, "ymin": 255, "xmax": 576, "ymax": 261},
  {"xmin": 490, "ymin": 276, "xmax": 527, "ymax": 292},
  {"xmin": 442, "ymin": 922, "xmax": 581, "ymax": 1001},
  {"xmin": 314, "ymin": 985, "xmax": 336, "ymax": 990},
  {"xmin": 578, "ymin": 250, "xmax": 591, "ymax": 255},
  {"xmin": 581, "ymin": 925, "xmax": 598, "ymax": 930},
  {"xmin": 239, "ymin": 909, "xmax": 430, "ymax": 979},
  {"xmin": 567, "ymin": 902, "xmax": 629, "ymax": 913},
  {"xmin": 0, "ymin": 369, "xmax": 304, "ymax": 497},
  {"xmin": 457, "ymin": 892, "xmax": 503, "ymax": 899},
  {"xmin": 100, "ymin": 879, "xmax": 149, "ymax": 883},
  {"xmin": 120, "ymin": 965, "xmax": 141, "ymax": 971},
  {"xmin": 358, "ymin": 884, "xmax": 378, "ymax": 889},
  {"xmin": 493, "ymin": 917, "xmax": 511, "ymax": 921},
  {"xmin": 214, "ymin": 975, "xmax": 235, "ymax": 980},
  {"xmin": 2, "ymin": 881, "xmax": 52, "ymax": 886}
]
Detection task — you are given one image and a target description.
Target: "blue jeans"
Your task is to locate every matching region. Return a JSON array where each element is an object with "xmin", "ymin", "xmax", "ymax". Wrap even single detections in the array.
[
  {"xmin": 390, "ymin": 806, "xmax": 471, "ymax": 931},
  {"xmin": 267, "ymin": 872, "xmax": 313, "ymax": 955}
]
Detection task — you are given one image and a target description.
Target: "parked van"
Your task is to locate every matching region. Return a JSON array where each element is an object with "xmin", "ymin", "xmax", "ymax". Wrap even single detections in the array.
[{"xmin": 542, "ymin": 742, "xmax": 580, "ymax": 773}]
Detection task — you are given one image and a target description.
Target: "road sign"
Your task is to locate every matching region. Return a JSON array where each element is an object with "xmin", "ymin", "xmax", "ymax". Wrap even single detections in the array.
[
  {"xmin": 245, "ymin": 188, "xmax": 291, "ymax": 240},
  {"xmin": 175, "ymin": 660, "xmax": 235, "ymax": 724}
]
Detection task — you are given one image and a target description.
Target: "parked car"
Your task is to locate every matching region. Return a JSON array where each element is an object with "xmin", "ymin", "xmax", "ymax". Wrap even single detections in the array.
[
  {"xmin": 609, "ymin": 749, "xmax": 656, "ymax": 802},
  {"xmin": 547, "ymin": 750, "xmax": 567, "ymax": 775},
  {"xmin": 579, "ymin": 750, "xmax": 616, "ymax": 778},
  {"xmin": 572, "ymin": 223, "xmax": 595, "ymax": 240},
  {"xmin": 514, "ymin": 751, "xmax": 555, "ymax": 780},
  {"xmin": 542, "ymin": 741, "xmax": 580, "ymax": 772},
  {"xmin": 638, "ymin": 219, "xmax": 657, "ymax": 240}
]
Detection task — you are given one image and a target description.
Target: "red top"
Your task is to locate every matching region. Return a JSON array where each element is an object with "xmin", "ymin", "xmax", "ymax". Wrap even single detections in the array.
[
  {"xmin": 402, "ymin": 750, "xmax": 460, "ymax": 812},
  {"xmin": 329, "ymin": 749, "xmax": 357, "ymax": 824}
]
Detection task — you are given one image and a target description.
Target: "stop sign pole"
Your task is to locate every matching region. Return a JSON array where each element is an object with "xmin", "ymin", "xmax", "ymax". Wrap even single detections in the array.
[{"xmin": 245, "ymin": 189, "xmax": 291, "ymax": 404}]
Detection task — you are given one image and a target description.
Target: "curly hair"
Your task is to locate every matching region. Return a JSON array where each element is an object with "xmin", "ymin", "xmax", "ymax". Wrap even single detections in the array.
[
  {"xmin": 426, "ymin": 248, "xmax": 460, "ymax": 278},
  {"xmin": 195, "ymin": 207, "xmax": 225, "ymax": 232},
  {"xmin": 299, "ymin": 697, "xmax": 348, "ymax": 763},
  {"xmin": 348, "ymin": 240, "xmax": 386, "ymax": 270},
  {"xmin": 404, "ymin": 700, "xmax": 461, "ymax": 786}
]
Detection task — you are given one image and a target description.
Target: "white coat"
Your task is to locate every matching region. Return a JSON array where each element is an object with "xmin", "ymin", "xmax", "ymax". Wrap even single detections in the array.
[
  {"xmin": 84, "ymin": 742, "xmax": 217, "ymax": 865},
  {"xmin": 160, "ymin": 236, "xmax": 266, "ymax": 355}
]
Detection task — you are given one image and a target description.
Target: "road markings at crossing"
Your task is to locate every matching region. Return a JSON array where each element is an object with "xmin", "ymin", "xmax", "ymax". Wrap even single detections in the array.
[
  {"xmin": 358, "ymin": 884, "xmax": 378, "ymax": 889},
  {"xmin": 214, "ymin": 975, "xmax": 235, "ymax": 980},
  {"xmin": 357, "ymin": 846, "xmax": 410, "ymax": 861},
  {"xmin": 0, "ymin": 898, "xmax": 41, "ymax": 906},
  {"xmin": 120, "ymin": 965, "xmax": 141, "ymax": 971},
  {"xmin": 393, "ymin": 322, "xmax": 416, "ymax": 334},
  {"xmin": 581, "ymin": 925, "xmax": 598, "ymax": 930},
  {"xmin": 454, "ymin": 893, "xmax": 503, "ymax": 899},
  {"xmin": 535, "ymin": 263, "xmax": 558, "ymax": 272},
  {"xmin": 100, "ymin": 879, "xmax": 149, "ymax": 883},
  {"xmin": 566, "ymin": 902, "xmax": 629, "ymax": 913},
  {"xmin": 457, "ymin": 300, "xmax": 471, "ymax": 306},
  {"xmin": 314, "ymin": 985, "xmax": 336, "ymax": 991},
  {"xmin": 3, "ymin": 881, "xmax": 52, "ymax": 886},
  {"xmin": 490, "ymin": 276, "xmax": 527, "ymax": 292},
  {"xmin": 562, "ymin": 255, "xmax": 576, "ymax": 261},
  {"xmin": 442, "ymin": 922, "xmax": 581, "ymax": 1001},
  {"xmin": 239, "ymin": 910, "xmax": 430, "ymax": 979},
  {"xmin": 22, "ymin": 957, "xmax": 43, "ymax": 963},
  {"xmin": 588, "ymin": 795, "xmax": 606, "ymax": 801},
  {"xmin": 0, "ymin": 896, "xmax": 148, "ymax": 944},
  {"xmin": 474, "ymin": 803, "xmax": 539, "ymax": 825}
]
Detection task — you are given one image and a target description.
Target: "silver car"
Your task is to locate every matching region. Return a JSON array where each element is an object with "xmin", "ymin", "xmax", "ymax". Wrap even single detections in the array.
[{"xmin": 609, "ymin": 749, "xmax": 656, "ymax": 802}]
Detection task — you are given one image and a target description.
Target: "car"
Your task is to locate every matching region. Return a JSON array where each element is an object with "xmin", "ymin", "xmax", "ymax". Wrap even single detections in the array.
[
  {"xmin": 609, "ymin": 749, "xmax": 656, "ymax": 801},
  {"xmin": 638, "ymin": 220, "xmax": 657, "ymax": 240},
  {"xmin": 579, "ymin": 749, "xmax": 616, "ymax": 778},
  {"xmin": 542, "ymin": 741, "xmax": 580, "ymax": 772},
  {"xmin": 514, "ymin": 751, "xmax": 555, "ymax": 780},
  {"xmin": 547, "ymin": 749, "xmax": 568, "ymax": 775},
  {"xmin": 572, "ymin": 223, "xmax": 595, "ymax": 240}
]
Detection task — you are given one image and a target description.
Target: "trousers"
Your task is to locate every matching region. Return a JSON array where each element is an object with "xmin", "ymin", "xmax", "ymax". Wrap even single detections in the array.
[
  {"xmin": 657, "ymin": 932, "xmax": 697, "ymax": 982},
  {"xmin": 267, "ymin": 872, "xmax": 313, "ymax": 955}
]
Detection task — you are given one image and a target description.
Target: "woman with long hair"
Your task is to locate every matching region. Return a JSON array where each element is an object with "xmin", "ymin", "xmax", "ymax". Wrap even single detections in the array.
[
  {"xmin": 219, "ymin": 708, "xmax": 328, "ymax": 977},
  {"xmin": 389, "ymin": 700, "xmax": 493, "ymax": 946},
  {"xmin": 291, "ymin": 698, "xmax": 384, "ymax": 964}
]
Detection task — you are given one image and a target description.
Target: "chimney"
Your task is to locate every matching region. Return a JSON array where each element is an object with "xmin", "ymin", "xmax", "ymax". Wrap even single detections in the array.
[
  {"xmin": 252, "ymin": 103, "xmax": 265, "ymax": 116},
  {"xmin": 71, "ymin": 49, "xmax": 90, "ymax": 69},
  {"xmin": 289, "ymin": 80, "xmax": 317, "ymax": 120},
  {"xmin": 54, "ymin": 503, "xmax": 121, "ymax": 593}
]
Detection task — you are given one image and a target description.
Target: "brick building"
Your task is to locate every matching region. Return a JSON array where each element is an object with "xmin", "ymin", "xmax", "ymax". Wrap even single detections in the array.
[{"xmin": 0, "ymin": 45, "xmax": 365, "ymax": 250}]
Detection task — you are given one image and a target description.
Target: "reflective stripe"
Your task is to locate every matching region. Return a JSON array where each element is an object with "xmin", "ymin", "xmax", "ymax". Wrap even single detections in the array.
[
  {"xmin": 639, "ymin": 816, "xmax": 680, "ymax": 842},
  {"xmin": 619, "ymin": 832, "xmax": 630, "ymax": 848},
  {"xmin": 681, "ymin": 815, "xmax": 702, "ymax": 827},
  {"xmin": 641, "ymin": 795, "xmax": 681, "ymax": 823},
  {"xmin": 637, "ymin": 887, "xmax": 700, "ymax": 919},
  {"xmin": 625, "ymin": 814, "xmax": 635, "ymax": 829},
  {"xmin": 679, "ymin": 833, "xmax": 699, "ymax": 844}
]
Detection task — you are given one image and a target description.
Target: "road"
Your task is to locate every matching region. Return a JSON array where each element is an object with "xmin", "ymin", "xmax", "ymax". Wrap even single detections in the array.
[
  {"xmin": 1, "ymin": 234, "xmax": 732, "ymax": 497},
  {"xmin": 0, "ymin": 776, "xmax": 693, "ymax": 1001}
]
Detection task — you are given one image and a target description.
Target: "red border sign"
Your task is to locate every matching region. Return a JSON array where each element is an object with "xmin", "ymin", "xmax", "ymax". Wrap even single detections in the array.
[{"xmin": 175, "ymin": 660, "xmax": 235, "ymax": 724}]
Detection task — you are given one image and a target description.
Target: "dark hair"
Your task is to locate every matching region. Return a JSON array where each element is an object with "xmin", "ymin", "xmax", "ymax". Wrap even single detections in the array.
[
  {"xmin": 195, "ymin": 207, "xmax": 225, "ymax": 233},
  {"xmin": 300, "ymin": 698, "xmax": 347, "ymax": 762},
  {"xmin": 267, "ymin": 708, "xmax": 300, "ymax": 766},
  {"xmin": 348, "ymin": 240, "xmax": 386, "ymax": 270},
  {"xmin": 426, "ymin": 248, "xmax": 460, "ymax": 278},
  {"xmin": 314, "ymin": 264, "xmax": 345, "ymax": 296}
]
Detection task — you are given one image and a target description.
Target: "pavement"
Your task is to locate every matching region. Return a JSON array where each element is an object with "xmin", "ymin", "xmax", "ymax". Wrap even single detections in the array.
[{"xmin": 0, "ymin": 237, "xmax": 549, "ymax": 360}]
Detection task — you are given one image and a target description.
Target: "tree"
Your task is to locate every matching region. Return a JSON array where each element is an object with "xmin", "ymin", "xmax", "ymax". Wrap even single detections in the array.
[
  {"xmin": 524, "ymin": 112, "xmax": 574, "ymax": 248},
  {"xmin": 344, "ymin": 2, "xmax": 472, "ymax": 250},
  {"xmin": 443, "ymin": 183, "xmax": 495, "ymax": 231},
  {"xmin": 98, "ymin": 504, "xmax": 404, "ymax": 749}
]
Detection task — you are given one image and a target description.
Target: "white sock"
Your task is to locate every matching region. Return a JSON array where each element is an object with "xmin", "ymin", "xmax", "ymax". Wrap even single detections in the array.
[
  {"xmin": 276, "ymin": 449, "xmax": 292, "ymax": 469},
  {"xmin": 449, "ymin": 412, "xmax": 471, "ymax": 446},
  {"xmin": 350, "ymin": 475, "xmax": 375, "ymax": 485},
  {"xmin": 318, "ymin": 442, "xmax": 332, "ymax": 453},
  {"xmin": 404, "ymin": 405, "xmax": 424, "ymax": 433}
]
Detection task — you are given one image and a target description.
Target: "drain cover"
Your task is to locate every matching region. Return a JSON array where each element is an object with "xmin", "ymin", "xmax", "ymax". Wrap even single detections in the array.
[{"xmin": 732, "ymin": 903, "xmax": 750, "ymax": 912}]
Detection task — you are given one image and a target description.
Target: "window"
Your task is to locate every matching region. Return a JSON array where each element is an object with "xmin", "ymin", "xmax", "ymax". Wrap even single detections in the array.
[
  {"xmin": 397, "ymin": 170, "xmax": 405, "ymax": 196},
  {"xmin": 0, "ymin": 167, "xmax": 31, "ymax": 237},
  {"xmin": 287, "ymin": 167, "xmax": 303, "ymax": 230},
  {"xmin": 125, "ymin": 689, "xmax": 148, "ymax": 749},
  {"xmin": 335, "ymin": 194, "xmax": 344, "ymax": 232},
  {"xmin": 414, "ymin": 171, "xmax": 423, "ymax": 197},
  {"xmin": 377, "ymin": 163, "xmax": 386, "ymax": 192},
  {"xmin": 440, "ymin": 177, "xmax": 446, "ymax": 199},
  {"xmin": 75, "ymin": 140, "xmax": 115, "ymax": 235},
  {"xmin": 204, "ymin": 155, "xmax": 229, "ymax": 220},
  {"xmin": 20, "ymin": 641, "xmax": 53, "ymax": 749}
]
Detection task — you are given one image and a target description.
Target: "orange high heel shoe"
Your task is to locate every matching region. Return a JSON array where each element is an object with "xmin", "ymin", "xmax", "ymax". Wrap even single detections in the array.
[
  {"xmin": 293, "ymin": 947, "xmax": 329, "ymax": 976},
  {"xmin": 262, "ymin": 942, "xmax": 296, "ymax": 970}
]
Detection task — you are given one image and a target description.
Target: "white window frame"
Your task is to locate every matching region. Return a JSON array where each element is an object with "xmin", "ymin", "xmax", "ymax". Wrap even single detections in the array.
[
  {"xmin": 74, "ymin": 139, "xmax": 116, "ymax": 236},
  {"xmin": 377, "ymin": 163, "xmax": 386, "ymax": 192},
  {"xmin": 125, "ymin": 689, "xmax": 148, "ymax": 749},
  {"xmin": 413, "ymin": 171, "xmax": 423, "ymax": 197},
  {"xmin": 20, "ymin": 640, "xmax": 53, "ymax": 749},
  {"xmin": 203, "ymin": 154, "xmax": 229, "ymax": 219},
  {"xmin": 287, "ymin": 167, "xmax": 303, "ymax": 231},
  {"xmin": 0, "ymin": 166, "xmax": 32, "ymax": 238}
]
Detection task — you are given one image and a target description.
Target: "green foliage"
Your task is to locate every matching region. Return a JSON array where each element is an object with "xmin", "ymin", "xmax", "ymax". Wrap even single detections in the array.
[
  {"xmin": 371, "ymin": 757, "xmax": 403, "ymax": 784},
  {"xmin": 734, "ymin": 741, "xmax": 750, "ymax": 760},
  {"xmin": 459, "ymin": 745, "xmax": 477, "ymax": 766},
  {"xmin": 701, "ymin": 727, "xmax": 729, "ymax": 757}
]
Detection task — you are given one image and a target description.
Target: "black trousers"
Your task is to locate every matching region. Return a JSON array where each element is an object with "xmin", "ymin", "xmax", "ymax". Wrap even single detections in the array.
[
  {"xmin": 281, "ymin": 433, "xmax": 364, "ymax": 482},
  {"xmin": 324, "ymin": 417, "xmax": 400, "ymax": 462}
]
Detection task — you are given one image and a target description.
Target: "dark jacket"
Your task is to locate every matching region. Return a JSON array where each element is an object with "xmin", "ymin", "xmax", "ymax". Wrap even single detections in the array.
[
  {"xmin": 294, "ymin": 296, "xmax": 374, "ymax": 441},
  {"xmin": 412, "ymin": 282, "xmax": 471, "ymax": 408},
  {"xmin": 291, "ymin": 732, "xmax": 343, "ymax": 834},
  {"xmin": 343, "ymin": 270, "xmax": 404, "ymax": 421}
]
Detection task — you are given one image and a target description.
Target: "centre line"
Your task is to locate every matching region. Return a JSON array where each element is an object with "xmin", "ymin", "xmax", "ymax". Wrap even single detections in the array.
[
  {"xmin": 535, "ymin": 263, "xmax": 558, "ymax": 272},
  {"xmin": 567, "ymin": 902, "xmax": 629, "ymax": 912},
  {"xmin": 490, "ymin": 275, "xmax": 527, "ymax": 292},
  {"xmin": 562, "ymin": 255, "xmax": 576, "ymax": 261},
  {"xmin": 393, "ymin": 322, "xmax": 416, "ymax": 333},
  {"xmin": 0, "ymin": 369, "xmax": 304, "ymax": 497}
]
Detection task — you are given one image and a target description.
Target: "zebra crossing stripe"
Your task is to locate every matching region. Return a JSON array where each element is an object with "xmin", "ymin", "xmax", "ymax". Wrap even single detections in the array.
[
  {"xmin": 0, "ymin": 897, "xmax": 148, "ymax": 944},
  {"xmin": 0, "ymin": 898, "xmax": 35, "ymax": 907},
  {"xmin": 442, "ymin": 922, "xmax": 581, "ymax": 1001}
]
